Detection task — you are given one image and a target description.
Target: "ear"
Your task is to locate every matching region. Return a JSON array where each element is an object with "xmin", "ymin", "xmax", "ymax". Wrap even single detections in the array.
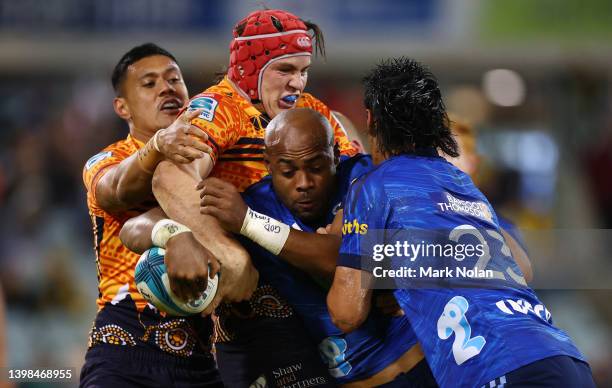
[
  {"xmin": 113, "ymin": 97, "xmax": 131, "ymax": 121},
  {"xmin": 366, "ymin": 109, "xmax": 373, "ymax": 131}
]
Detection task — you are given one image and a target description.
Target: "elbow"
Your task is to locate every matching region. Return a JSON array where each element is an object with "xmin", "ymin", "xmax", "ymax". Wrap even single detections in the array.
[
  {"xmin": 327, "ymin": 294, "xmax": 365, "ymax": 334},
  {"xmin": 119, "ymin": 220, "xmax": 147, "ymax": 254}
]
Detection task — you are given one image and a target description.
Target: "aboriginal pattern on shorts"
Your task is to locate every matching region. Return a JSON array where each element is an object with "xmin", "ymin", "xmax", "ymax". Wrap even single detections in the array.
[
  {"xmin": 88, "ymin": 295, "xmax": 214, "ymax": 358},
  {"xmin": 141, "ymin": 319, "xmax": 200, "ymax": 357},
  {"xmin": 213, "ymin": 284, "xmax": 294, "ymax": 343}
]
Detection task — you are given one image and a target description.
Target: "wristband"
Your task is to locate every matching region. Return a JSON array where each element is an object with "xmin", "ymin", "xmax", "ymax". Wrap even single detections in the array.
[
  {"xmin": 151, "ymin": 219, "xmax": 191, "ymax": 248},
  {"xmin": 240, "ymin": 207, "xmax": 290, "ymax": 255}
]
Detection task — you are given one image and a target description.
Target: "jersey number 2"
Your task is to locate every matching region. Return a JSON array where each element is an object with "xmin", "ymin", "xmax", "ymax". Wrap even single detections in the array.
[{"xmin": 437, "ymin": 296, "xmax": 486, "ymax": 365}]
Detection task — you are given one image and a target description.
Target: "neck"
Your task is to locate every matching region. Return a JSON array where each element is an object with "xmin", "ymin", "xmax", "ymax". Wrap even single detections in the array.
[{"xmin": 129, "ymin": 123, "xmax": 154, "ymax": 144}]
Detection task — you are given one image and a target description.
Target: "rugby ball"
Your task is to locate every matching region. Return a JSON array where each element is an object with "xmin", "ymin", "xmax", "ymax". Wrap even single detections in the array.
[{"xmin": 134, "ymin": 247, "xmax": 219, "ymax": 316}]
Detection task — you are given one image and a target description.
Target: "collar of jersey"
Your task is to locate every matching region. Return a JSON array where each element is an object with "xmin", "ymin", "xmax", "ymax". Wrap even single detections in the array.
[
  {"xmin": 127, "ymin": 133, "xmax": 145, "ymax": 150},
  {"xmin": 220, "ymin": 76, "xmax": 263, "ymax": 119}
]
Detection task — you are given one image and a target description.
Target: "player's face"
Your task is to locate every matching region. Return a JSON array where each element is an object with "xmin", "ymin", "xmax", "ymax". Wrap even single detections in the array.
[
  {"xmin": 120, "ymin": 55, "xmax": 188, "ymax": 135},
  {"xmin": 260, "ymin": 55, "xmax": 310, "ymax": 118},
  {"xmin": 266, "ymin": 139, "xmax": 338, "ymax": 224}
]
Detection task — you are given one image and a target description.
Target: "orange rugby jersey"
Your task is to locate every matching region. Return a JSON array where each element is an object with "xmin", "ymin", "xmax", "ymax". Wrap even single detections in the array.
[
  {"xmin": 83, "ymin": 134, "xmax": 154, "ymax": 311},
  {"xmin": 188, "ymin": 77, "xmax": 357, "ymax": 192}
]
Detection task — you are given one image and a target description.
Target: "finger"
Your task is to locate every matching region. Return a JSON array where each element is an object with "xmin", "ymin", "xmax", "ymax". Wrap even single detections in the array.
[
  {"xmin": 196, "ymin": 180, "xmax": 205, "ymax": 190},
  {"xmin": 177, "ymin": 146, "xmax": 205, "ymax": 160},
  {"xmin": 194, "ymin": 276, "xmax": 209, "ymax": 293},
  {"xmin": 185, "ymin": 136, "xmax": 212, "ymax": 154},
  {"xmin": 199, "ymin": 182, "xmax": 228, "ymax": 199},
  {"xmin": 169, "ymin": 154, "xmax": 192, "ymax": 164},
  {"xmin": 208, "ymin": 257, "xmax": 221, "ymax": 279},
  {"xmin": 200, "ymin": 194, "xmax": 223, "ymax": 209},
  {"xmin": 187, "ymin": 125, "xmax": 209, "ymax": 142},
  {"xmin": 182, "ymin": 108, "xmax": 204, "ymax": 123},
  {"xmin": 169, "ymin": 279, "xmax": 190, "ymax": 302}
]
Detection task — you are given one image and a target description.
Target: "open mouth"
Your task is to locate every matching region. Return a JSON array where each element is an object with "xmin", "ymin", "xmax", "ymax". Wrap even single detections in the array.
[
  {"xmin": 279, "ymin": 94, "xmax": 299, "ymax": 109},
  {"xmin": 160, "ymin": 98, "xmax": 183, "ymax": 114}
]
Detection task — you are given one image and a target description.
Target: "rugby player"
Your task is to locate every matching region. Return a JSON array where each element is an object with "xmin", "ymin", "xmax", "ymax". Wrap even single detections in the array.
[
  {"xmin": 327, "ymin": 57, "xmax": 594, "ymax": 387},
  {"xmin": 120, "ymin": 9, "xmax": 358, "ymax": 386},
  {"xmin": 149, "ymin": 10, "xmax": 356, "ymax": 294},
  {"xmin": 80, "ymin": 43, "xmax": 222, "ymax": 387},
  {"xmin": 122, "ymin": 108, "xmax": 437, "ymax": 386}
]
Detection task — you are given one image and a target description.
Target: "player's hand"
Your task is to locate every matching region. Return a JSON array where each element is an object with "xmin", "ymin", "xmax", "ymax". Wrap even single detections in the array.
[
  {"xmin": 201, "ymin": 248, "xmax": 259, "ymax": 316},
  {"xmin": 375, "ymin": 291, "xmax": 404, "ymax": 317},
  {"xmin": 156, "ymin": 108, "xmax": 212, "ymax": 164},
  {"xmin": 164, "ymin": 232, "xmax": 221, "ymax": 302},
  {"xmin": 197, "ymin": 177, "xmax": 248, "ymax": 234}
]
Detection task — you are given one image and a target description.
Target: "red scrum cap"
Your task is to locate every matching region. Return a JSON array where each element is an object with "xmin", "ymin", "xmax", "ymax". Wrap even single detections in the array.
[{"xmin": 228, "ymin": 9, "xmax": 313, "ymax": 101}]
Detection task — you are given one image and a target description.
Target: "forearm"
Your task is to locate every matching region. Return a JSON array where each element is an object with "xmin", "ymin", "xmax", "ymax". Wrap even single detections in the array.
[
  {"xmin": 97, "ymin": 139, "xmax": 162, "ymax": 212},
  {"xmin": 279, "ymin": 231, "xmax": 340, "ymax": 279},
  {"xmin": 152, "ymin": 160, "xmax": 248, "ymax": 262},
  {"xmin": 328, "ymin": 266, "xmax": 373, "ymax": 333},
  {"xmin": 120, "ymin": 207, "xmax": 166, "ymax": 253}
]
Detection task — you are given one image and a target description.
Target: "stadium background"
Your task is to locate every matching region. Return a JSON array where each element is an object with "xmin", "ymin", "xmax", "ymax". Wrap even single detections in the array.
[{"xmin": 0, "ymin": 0, "xmax": 610, "ymax": 386}]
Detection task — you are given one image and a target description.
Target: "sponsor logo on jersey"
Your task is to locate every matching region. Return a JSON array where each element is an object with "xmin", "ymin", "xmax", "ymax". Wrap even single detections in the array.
[
  {"xmin": 189, "ymin": 95, "xmax": 219, "ymax": 122},
  {"xmin": 85, "ymin": 151, "xmax": 112, "ymax": 170},
  {"xmin": 435, "ymin": 192, "xmax": 493, "ymax": 222},
  {"xmin": 342, "ymin": 219, "xmax": 368, "ymax": 235},
  {"xmin": 495, "ymin": 298, "xmax": 552, "ymax": 322}
]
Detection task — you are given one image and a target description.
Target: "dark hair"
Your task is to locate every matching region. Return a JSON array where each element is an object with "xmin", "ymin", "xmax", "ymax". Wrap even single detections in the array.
[
  {"xmin": 111, "ymin": 43, "xmax": 178, "ymax": 95},
  {"xmin": 363, "ymin": 57, "xmax": 458, "ymax": 157}
]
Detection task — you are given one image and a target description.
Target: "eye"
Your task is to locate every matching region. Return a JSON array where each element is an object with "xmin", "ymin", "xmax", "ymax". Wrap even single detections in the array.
[
  {"xmin": 301, "ymin": 69, "xmax": 308, "ymax": 77},
  {"xmin": 169, "ymin": 77, "xmax": 181, "ymax": 84},
  {"xmin": 142, "ymin": 81, "xmax": 155, "ymax": 88},
  {"xmin": 281, "ymin": 169, "xmax": 295, "ymax": 178}
]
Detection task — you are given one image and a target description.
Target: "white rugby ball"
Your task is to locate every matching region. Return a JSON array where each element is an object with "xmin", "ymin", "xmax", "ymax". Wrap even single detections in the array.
[{"xmin": 135, "ymin": 247, "xmax": 219, "ymax": 316}]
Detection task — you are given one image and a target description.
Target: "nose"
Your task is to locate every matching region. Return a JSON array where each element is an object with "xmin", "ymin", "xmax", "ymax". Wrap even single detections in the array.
[
  {"xmin": 160, "ymin": 79, "xmax": 177, "ymax": 95},
  {"xmin": 287, "ymin": 72, "xmax": 305, "ymax": 92},
  {"xmin": 295, "ymin": 170, "xmax": 314, "ymax": 192}
]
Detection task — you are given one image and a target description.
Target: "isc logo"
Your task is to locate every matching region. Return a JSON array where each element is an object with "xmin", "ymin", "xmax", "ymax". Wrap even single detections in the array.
[{"xmin": 342, "ymin": 219, "xmax": 368, "ymax": 235}]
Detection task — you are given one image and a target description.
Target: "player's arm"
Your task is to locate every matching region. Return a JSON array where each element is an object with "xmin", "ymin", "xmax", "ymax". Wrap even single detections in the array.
[
  {"xmin": 152, "ymin": 160, "xmax": 258, "ymax": 307},
  {"xmin": 327, "ymin": 266, "xmax": 374, "ymax": 333},
  {"xmin": 120, "ymin": 206, "xmax": 220, "ymax": 302},
  {"xmin": 501, "ymin": 227, "xmax": 533, "ymax": 283},
  {"xmin": 198, "ymin": 177, "xmax": 339, "ymax": 278},
  {"xmin": 95, "ymin": 109, "xmax": 211, "ymax": 213}
]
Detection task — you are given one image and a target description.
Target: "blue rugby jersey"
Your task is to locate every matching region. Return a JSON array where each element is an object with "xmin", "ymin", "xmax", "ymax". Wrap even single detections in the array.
[
  {"xmin": 338, "ymin": 150, "xmax": 584, "ymax": 388},
  {"xmin": 241, "ymin": 154, "xmax": 419, "ymax": 384}
]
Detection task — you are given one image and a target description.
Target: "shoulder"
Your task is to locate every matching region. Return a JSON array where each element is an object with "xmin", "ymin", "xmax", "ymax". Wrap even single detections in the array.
[
  {"xmin": 297, "ymin": 93, "xmax": 330, "ymax": 113},
  {"xmin": 84, "ymin": 137, "xmax": 133, "ymax": 172}
]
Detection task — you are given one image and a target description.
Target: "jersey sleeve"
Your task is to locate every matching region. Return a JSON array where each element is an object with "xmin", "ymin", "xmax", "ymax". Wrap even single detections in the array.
[
  {"xmin": 186, "ymin": 93, "xmax": 244, "ymax": 164},
  {"xmin": 82, "ymin": 145, "xmax": 130, "ymax": 216},
  {"xmin": 337, "ymin": 174, "xmax": 389, "ymax": 271},
  {"xmin": 301, "ymin": 95, "xmax": 357, "ymax": 157}
]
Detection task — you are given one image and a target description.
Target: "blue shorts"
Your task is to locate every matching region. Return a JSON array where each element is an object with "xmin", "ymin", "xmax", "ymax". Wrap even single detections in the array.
[
  {"xmin": 483, "ymin": 355, "xmax": 595, "ymax": 387},
  {"xmin": 215, "ymin": 314, "xmax": 335, "ymax": 387},
  {"xmin": 79, "ymin": 344, "xmax": 223, "ymax": 388}
]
